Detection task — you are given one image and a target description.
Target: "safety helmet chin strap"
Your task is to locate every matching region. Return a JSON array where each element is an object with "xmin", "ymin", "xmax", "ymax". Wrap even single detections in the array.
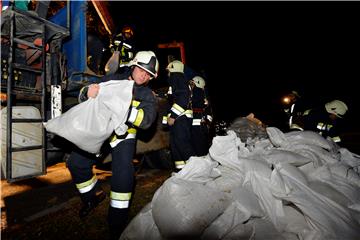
[{"xmin": 130, "ymin": 68, "xmax": 135, "ymax": 81}]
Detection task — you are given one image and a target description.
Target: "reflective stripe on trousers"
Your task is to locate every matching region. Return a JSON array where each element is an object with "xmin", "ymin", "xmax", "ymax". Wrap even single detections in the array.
[
  {"xmin": 76, "ymin": 175, "xmax": 97, "ymax": 194},
  {"xmin": 110, "ymin": 191, "xmax": 132, "ymax": 209},
  {"xmin": 175, "ymin": 160, "xmax": 187, "ymax": 169},
  {"xmin": 192, "ymin": 118, "xmax": 202, "ymax": 126}
]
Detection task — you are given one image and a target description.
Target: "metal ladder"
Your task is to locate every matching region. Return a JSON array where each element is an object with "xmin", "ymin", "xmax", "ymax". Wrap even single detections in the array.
[{"xmin": 4, "ymin": 8, "xmax": 47, "ymax": 182}]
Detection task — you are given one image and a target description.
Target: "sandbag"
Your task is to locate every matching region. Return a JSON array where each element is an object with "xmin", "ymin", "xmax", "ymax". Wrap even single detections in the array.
[
  {"xmin": 264, "ymin": 149, "xmax": 312, "ymax": 167},
  {"xmin": 44, "ymin": 80, "xmax": 133, "ymax": 154},
  {"xmin": 209, "ymin": 131, "xmax": 245, "ymax": 170},
  {"xmin": 227, "ymin": 115, "xmax": 268, "ymax": 143},
  {"xmin": 124, "ymin": 118, "xmax": 360, "ymax": 239},
  {"xmin": 174, "ymin": 155, "xmax": 220, "ymax": 183},
  {"xmin": 272, "ymin": 166, "xmax": 360, "ymax": 239},
  {"xmin": 201, "ymin": 201, "xmax": 255, "ymax": 240},
  {"xmin": 284, "ymin": 130, "xmax": 332, "ymax": 150},
  {"xmin": 120, "ymin": 203, "xmax": 163, "ymax": 240},
  {"xmin": 207, "ymin": 165, "xmax": 246, "ymax": 192},
  {"xmin": 151, "ymin": 177, "xmax": 230, "ymax": 238}
]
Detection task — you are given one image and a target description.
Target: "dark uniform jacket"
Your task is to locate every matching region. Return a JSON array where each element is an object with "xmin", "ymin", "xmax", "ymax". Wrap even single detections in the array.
[
  {"xmin": 167, "ymin": 72, "xmax": 192, "ymax": 119},
  {"xmin": 303, "ymin": 106, "xmax": 344, "ymax": 144}
]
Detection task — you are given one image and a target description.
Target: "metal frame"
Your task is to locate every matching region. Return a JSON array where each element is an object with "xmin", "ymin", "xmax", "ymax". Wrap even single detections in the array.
[{"xmin": 3, "ymin": 7, "xmax": 68, "ymax": 182}]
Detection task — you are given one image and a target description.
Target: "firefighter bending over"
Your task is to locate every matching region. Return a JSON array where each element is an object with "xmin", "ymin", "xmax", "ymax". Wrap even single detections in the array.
[
  {"xmin": 303, "ymin": 99, "xmax": 348, "ymax": 145},
  {"xmin": 67, "ymin": 51, "xmax": 159, "ymax": 240}
]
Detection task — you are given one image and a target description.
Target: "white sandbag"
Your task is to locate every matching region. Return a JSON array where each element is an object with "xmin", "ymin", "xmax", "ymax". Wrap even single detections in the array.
[
  {"xmin": 120, "ymin": 203, "xmax": 163, "ymax": 240},
  {"xmin": 281, "ymin": 205, "xmax": 311, "ymax": 238},
  {"xmin": 241, "ymin": 159, "xmax": 286, "ymax": 231},
  {"xmin": 253, "ymin": 138, "xmax": 274, "ymax": 152},
  {"xmin": 308, "ymin": 164, "xmax": 360, "ymax": 204},
  {"xmin": 266, "ymin": 127, "xmax": 289, "ymax": 148},
  {"xmin": 292, "ymin": 144, "xmax": 339, "ymax": 165},
  {"xmin": 264, "ymin": 149, "xmax": 312, "ymax": 167},
  {"xmin": 348, "ymin": 204, "xmax": 360, "ymax": 224},
  {"xmin": 220, "ymin": 223, "xmax": 255, "ymax": 240},
  {"xmin": 227, "ymin": 187, "xmax": 264, "ymax": 218},
  {"xmin": 298, "ymin": 161, "xmax": 318, "ymax": 176},
  {"xmin": 328, "ymin": 162, "xmax": 360, "ymax": 189},
  {"xmin": 284, "ymin": 130, "xmax": 332, "ymax": 150},
  {"xmin": 44, "ymin": 80, "xmax": 133, "ymax": 154},
  {"xmin": 206, "ymin": 165, "xmax": 245, "ymax": 191},
  {"xmin": 151, "ymin": 177, "xmax": 230, "ymax": 238},
  {"xmin": 308, "ymin": 181, "xmax": 352, "ymax": 207},
  {"xmin": 267, "ymin": 128, "xmax": 338, "ymax": 165},
  {"xmin": 339, "ymin": 148, "xmax": 360, "ymax": 173},
  {"xmin": 247, "ymin": 218, "xmax": 286, "ymax": 240},
  {"xmin": 274, "ymin": 162, "xmax": 308, "ymax": 186},
  {"xmin": 209, "ymin": 131, "xmax": 244, "ymax": 170},
  {"xmin": 201, "ymin": 201, "xmax": 255, "ymax": 240},
  {"xmin": 174, "ymin": 155, "xmax": 220, "ymax": 183},
  {"xmin": 272, "ymin": 167, "xmax": 360, "ymax": 239}
]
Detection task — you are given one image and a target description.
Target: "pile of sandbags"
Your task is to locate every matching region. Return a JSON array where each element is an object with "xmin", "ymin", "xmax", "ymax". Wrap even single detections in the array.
[
  {"xmin": 120, "ymin": 126, "xmax": 360, "ymax": 240},
  {"xmin": 227, "ymin": 113, "xmax": 268, "ymax": 143}
]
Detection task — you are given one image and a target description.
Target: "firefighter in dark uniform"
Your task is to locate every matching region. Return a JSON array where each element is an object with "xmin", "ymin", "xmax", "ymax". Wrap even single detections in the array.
[
  {"xmin": 282, "ymin": 90, "xmax": 305, "ymax": 131},
  {"xmin": 163, "ymin": 60, "xmax": 195, "ymax": 171},
  {"xmin": 190, "ymin": 76, "xmax": 213, "ymax": 156},
  {"xmin": 67, "ymin": 51, "xmax": 159, "ymax": 240},
  {"xmin": 105, "ymin": 25, "xmax": 135, "ymax": 75},
  {"xmin": 303, "ymin": 99, "xmax": 348, "ymax": 145}
]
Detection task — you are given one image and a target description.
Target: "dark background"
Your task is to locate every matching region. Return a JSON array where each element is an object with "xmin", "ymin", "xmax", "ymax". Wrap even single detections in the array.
[{"xmin": 109, "ymin": 1, "xmax": 359, "ymax": 128}]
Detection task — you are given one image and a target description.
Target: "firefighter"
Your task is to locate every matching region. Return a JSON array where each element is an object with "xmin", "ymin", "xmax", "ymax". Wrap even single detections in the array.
[
  {"xmin": 303, "ymin": 99, "xmax": 348, "ymax": 145},
  {"xmin": 190, "ymin": 76, "xmax": 212, "ymax": 156},
  {"xmin": 282, "ymin": 90, "xmax": 305, "ymax": 131},
  {"xmin": 164, "ymin": 60, "xmax": 195, "ymax": 171},
  {"xmin": 105, "ymin": 25, "xmax": 135, "ymax": 75},
  {"xmin": 67, "ymin": 51, "xmax": 159, "ymax": 240}
]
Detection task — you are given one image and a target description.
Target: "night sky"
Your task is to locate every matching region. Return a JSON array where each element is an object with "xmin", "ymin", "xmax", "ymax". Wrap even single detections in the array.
[{"xmin": 109, "ymin": 1, "xmax": 359, "ymax": 128}]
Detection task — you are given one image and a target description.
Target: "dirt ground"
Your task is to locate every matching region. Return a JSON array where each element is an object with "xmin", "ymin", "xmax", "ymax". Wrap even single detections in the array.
[{"xmin": 1, "ymin": 161, "xmax": 172, "ymax": 240}]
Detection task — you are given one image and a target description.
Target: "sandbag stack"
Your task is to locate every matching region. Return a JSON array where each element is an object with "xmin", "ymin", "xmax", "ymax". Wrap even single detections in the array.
[{"xmin": 121, "ymin": 126, "xmax": 360, "ymax": 240}]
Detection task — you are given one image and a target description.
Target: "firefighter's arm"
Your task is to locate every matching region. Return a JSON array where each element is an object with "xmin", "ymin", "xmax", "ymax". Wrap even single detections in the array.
[
  {"xmin": 127, "ymin": 88, "xmax": 157, "ymax": 129},
  {"xmin": 78, "ymin": 72, "xmax": 122, "ymax": 103},
  {"xmin": 328, "ymin": 125, "xmax": 342, "ymax": 144}
]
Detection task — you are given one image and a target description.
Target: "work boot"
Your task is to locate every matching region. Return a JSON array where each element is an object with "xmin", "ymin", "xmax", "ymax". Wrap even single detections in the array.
[{"xmin": 79, "ymin": 190, "xmax": 106, "ymax": 219}]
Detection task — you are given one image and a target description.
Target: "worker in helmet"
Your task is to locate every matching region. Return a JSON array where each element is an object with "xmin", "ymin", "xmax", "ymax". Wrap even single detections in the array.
[
  {"xmin": 163, "ymin": 60, "xmax": 195, "ymax": 171},
  {"xmin": 105, "ymin": 25, "xmax": 135, "ymax": 75},
  {"xmin": 190, "ymin": 75, "xmax": 213, "ymax": 156},
  {"xmin": 303, "ymin": 99, "xmax": 348, "ymax": 144},
  {"xmin": 281, "ymin": 90, "xmax": 306, "ymax": 131},
  {"xmin": 68, "ymin": 51, "xmax": 159, "ymax": 240}
]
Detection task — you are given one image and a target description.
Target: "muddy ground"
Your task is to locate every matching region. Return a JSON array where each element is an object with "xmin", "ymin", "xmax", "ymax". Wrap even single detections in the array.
[{"xmin": 1, "ymin": 162, "xmax": 172, "ymax": 240}]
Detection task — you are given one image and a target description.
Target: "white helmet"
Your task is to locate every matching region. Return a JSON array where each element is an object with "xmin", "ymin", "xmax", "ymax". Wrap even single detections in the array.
[
  {"xmin": 192, "ymin": 76, "xmax": 206, "ymax": 89},
  {"xmin": 166, "ymin": 60, "xmax": 184, "ymax": 73},
  {"xmin": 129, "ymin": 51, "xmax": 159, "ymax": 79},
  {"xmin": 325, "ymin": 100, "xmax": 348, "ymax": 118}
]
